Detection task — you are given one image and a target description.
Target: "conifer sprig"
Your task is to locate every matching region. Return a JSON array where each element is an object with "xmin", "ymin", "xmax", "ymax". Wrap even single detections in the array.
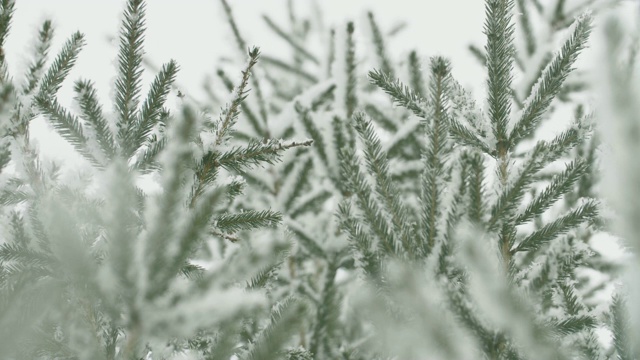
[
  {"xmin": 611, "ymin": 294, "xmax": 635, "ymax": 360},
  {"xmin": 22, "ymin": 20, "xmax": 53, "ymax": 96},
  {"xmin": 114, "ymin": 0, "xmax": 146, "ymax": 157},
  {"xmin": 263, "ymin": 15, "xmax": 319, "ymax": 65},
  {"xmin": 514, "ymin": 159, "xmax": 589, "ymax": 226},
  {"xmin": 73, "ymin": 79, "xmax": 117, "ymax": 158},
  {"xmin": 220, "ymin": 0, "xmax": 269, "ymax": 132},
  {"xmin": 367, "ymin": 12, "xmax": 395, "ymax": 80},
  {"xmin": 34, "ymin": 95, "xmax": 104, "ymax": 167},
  {"xmin": 509, "ymin": 12, "xmax": 593, "ymax": 147},
  {"xmin": 37, "ymin": 31, "xmax": 85, "ymax": 97},
  {"xmin": 514, "ymin": 199, "xmax": 598, "ymax": 254},
  {"xmin": 368, "ymin": 69, "xmax": 429, "ymax": 119},
  {"xmin": 420, "ymin": 57, "xmax": 453, "ymax": 252},
  {"xmin": 0, "ymin": 0, "xmax": 16, "ymax": 80},
  {"xmin": 131, "ymin": 59, "xmax": 178, "ymax": 156},
  {"xmin": 344, "ymin": 22, "xmax": 358, "ymax": 119},
  {"xmin": 484, "ymin": 0, "xmax": 515, "ymax": 154},
  {"xmin": 353, "ymin": 112, "xmax": 415, "ymax": 256},
  {"xmin": 338, "ymin": 145, "xmax": 400, "ymax": 256},
  {"xmin": 215, "ymin": 47, "xmax": 260, "ymax": 147}
]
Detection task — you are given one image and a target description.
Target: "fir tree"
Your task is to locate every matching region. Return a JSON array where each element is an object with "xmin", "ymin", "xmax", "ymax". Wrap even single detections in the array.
[
  {"xmin": 1, "ymin": 0, "xmax": 638, "ymax": 358},
  {"xmin": 0, "ymin": 0, "xmax": 311, "ymax": 358}
]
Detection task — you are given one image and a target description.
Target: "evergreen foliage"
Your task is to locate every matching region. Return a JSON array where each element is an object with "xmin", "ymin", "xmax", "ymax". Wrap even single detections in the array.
[{"xmin": 0, "ymin": 0, "xmax": 638, "ymax": 358}]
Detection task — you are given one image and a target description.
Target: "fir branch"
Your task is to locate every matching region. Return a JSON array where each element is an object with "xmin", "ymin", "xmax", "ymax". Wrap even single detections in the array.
[
  {"xmin": 558, "ymin": 279, "xmax": 584, "ymax": 316},
  {"xmin": 289, "ymin": 189, "xmax": 332, "ymax": 219},
  {"xmin": 283, "ymin": 157, "xmax": 313, "ymax": 212},
  {"xmin": 244, "ymin": 296, "xmax": 307, "ymax": 360},
  {"xmin": 448, "ymin": 118, "xmax": 492, "ymax": 154},
  {"xmin": 547, "ymin": 315, "xmax": 596, "ymax": 336},
  {"xmin": 133, "ymin": 133, "xmax": 166, "ymax": 173},
  {"xmin": 488, "ymin": 143, "xmax": 549, "ymax": 231},
  {"xmin": 516, "ymin": 0, "xmax": 536, "ymax": 56},
  {"xmin": 326, "ymin": 28, "xmax": 335, "ymax": 78},
  {"xmin": 180, "ymin": 263, "xmax": 205, "ymax": 280},
  {"xmin": 509, "ymin": 12, "xmax": 592, "ymax": 147},
  {"xmin": 514, "ymin": 159, "xmax": 588, "ymax": 226},
  {"xmin": 295, "ymin": 102, "xmax": 329, "ymax": 170},
  {"xmin": 155, "ymin": 186, "xmax": 225, "ymax": 295},
  {"xmin": 215, "ymin": 138, "xmax": 313, "ymax": 173},
  {"xmin": 383, "ymin": 116, "xmax": 422, "ymax": 159},
  {"xmin": 353, "ymin": 112, "xmax": 415, "ymax": 256},
  {"xmin": 0, "ymin": 189, "xmax": 29, "ymax": 205},
  {"xmin": 215, "ymin": 209, "xmax": 282, "ymax": 234},
  {"xmin": 7, "ymin": 211, "xmax": 29, "ymax": 246},
  {"xmin": 211, "ymin": 229, "xmax": 239, "ymax": 243},
  {"xmin": 285, "ymin": 217, "xmax": 327, "ymax": 260},
  {"xmin": 309, "ymin": 261, "xmax": 340, "ymax": 358},
  {"xmin": 131, "ymin": 59, "xmax": 178, "ymax": 155},
  {"xmin": 387, "ymin": 21, "xmax": 407, "ymax": 37},
  {"xmin": 513, "ymin": 199, "xmax": 598, "ymax": 254},
  {"xmin": 368, "ymin": 69, "xmax": 429, "ymax": 119},
  {"xmin": 215, "ymin": 47, "xmax": 260, "ymax": 147},
  {"xmin": 344, "ymin": 22, "xmax": 358, "ymax": 119},
  {"xmin": 22, "ymin": 20, "xmax": 53, "ymax": 96},
  {"xmin": 143, "ymin": 105, "xmax": 196, "ymax": 294},
  {"xmin": 421, "ymin": 57, "xmax": 452, "ymax": 253},
  {"xmin": 37, "ymin": 31, "xmax": 85, "ymax": 97},
  {"xmin": 468, "ymin": 44, "xmax": 487, "ymax": 67},
  {"xmin": 262, "ymin": 15, "xmax": 319, "ymax": 65},
  {"xmin": 330, "ymin": 116, "xmax": 348, "ymax": 185},
  {"xmin": 73, "ymin": 79, "xmax": 116, "ymax": 159},
  {"xmin": 0, "ymin": 1, "xmax": 15, "ymax": 64},
  {"xmin": 367, "ymin": 12, "xmax": 394, "ymax": 80},
  {"xmin": 220, "ymin": 0, "xmax": 269, "ymax": 132},
  {"xmin": 103, "ymin": 160, "xmax": 139, "ymax": 297},
  {"xmin": 219, "ymin": 0, "xmax": 248, "ymax": 54},
  {"xmin": 443, "ymin": 160, "xmax": 469, "ymax": 242},
  {"xmin": 0, "ymin": 242, "xmax": 52, "ymax": 270},
  {"xmin": 540, "ymin": 115, "xmax": 592, "ymax": 164},
  {"xmin": 114, "ymin": 0, "xmax": 146, "ymax": 157},
  {"xmin": 445, "ymin": 287, "xmax": 498, "ymax": 356},
  {"xmin": 34, "ymin": 95, "xmax": 103, "ymax": 168},
  {"xmin": 484, "ymin": 0, "xmax": 515, "ymax": 153},
  {"xmin": 261, "ymin": 55, "xmax": 318, "ymax": 83},
  {"xmin": 611, "ymin": 294, "xmax": 635, "ymax": 360},
  {"xmin": 310, "ymin": 83, "xmax": 336, "ymax": 112},
  {"xmin": 189, "ymin": 49, "xmax": 264, "ymax": 208},
  {"xmin": 338, "ymin": 146, "xmax": 399, "ymax": 256},
  {"xmin": 216, "ymin": 68, "xmax": 263, "ymax": 137},
  {"xmin": 408, "ymin": 50, "xmax": 425, "ymax": 98},
  {"xmin": 336, "ymin": 200, "xmax": 381, "ymax": 281},
  {"xmin": 364, "ymin": 103, "xmax": 397, "ymax": 133},
  {"xmin": 467, "ymin": 154, "xmax": 486, "ymax": 222}
]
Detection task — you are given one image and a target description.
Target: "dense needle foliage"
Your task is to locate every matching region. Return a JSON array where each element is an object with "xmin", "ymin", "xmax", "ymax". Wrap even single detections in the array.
[{"xmin": 0, "ymin": 0, "xmax": 638, "ymax": 359}]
